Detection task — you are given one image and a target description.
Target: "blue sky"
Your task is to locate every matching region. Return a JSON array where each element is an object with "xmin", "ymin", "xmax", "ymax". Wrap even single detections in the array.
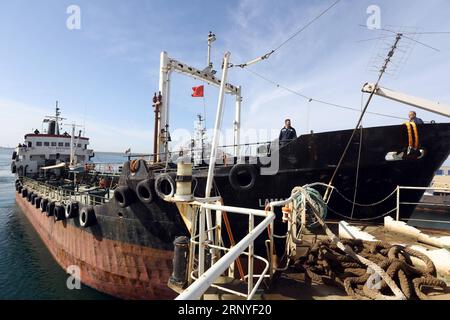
[{"xmin": 0, "ymin": 0, "xmax": 449, "ymax": 160}]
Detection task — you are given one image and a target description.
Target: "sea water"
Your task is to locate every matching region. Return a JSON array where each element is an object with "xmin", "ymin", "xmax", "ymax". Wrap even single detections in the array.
[{"xmin": 0, "ymin": 148, "xmax": 122, "ymax": 299}]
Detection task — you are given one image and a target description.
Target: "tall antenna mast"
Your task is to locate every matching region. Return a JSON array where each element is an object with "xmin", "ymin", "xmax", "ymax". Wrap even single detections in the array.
[
  {"xmin": 55, "ymin": 100, "xmax": 60, "ymax": 135},
  {"xmin": 206, "ymin": 31, "xmax": 216, "ymax": 71},
  {"xmin": 324, "ymin": 33, "xmax": 403, "ymax": 200}
]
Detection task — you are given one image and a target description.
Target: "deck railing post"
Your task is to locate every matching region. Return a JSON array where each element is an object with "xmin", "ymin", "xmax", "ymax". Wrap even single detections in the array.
[
  {"xmin": 396, "ymin": 186, "xmax": 400, "ymax": 221},
  {"xmin": 198, "ymin": 207, "xmax": 206, "ymax": 277},
  {"xmin": 248, "ymin": 213, "xmax": 254, "ymax": 296}
]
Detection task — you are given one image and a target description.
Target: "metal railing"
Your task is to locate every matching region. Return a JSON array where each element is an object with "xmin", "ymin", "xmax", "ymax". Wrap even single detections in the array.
[
  {"xmin": 175, "ymin": 192, "xmax": 303, "ymax": 300},
  {"xmin": 176, "ymin": 200, "xmax": 276, "ymax": 300},
  {"xmin": 396, "ymin": 185, "xmax": 450, "ymax": 225},
  {"xmin": 22, "ymin": 177, "xmax": 112, "ymax": 206}
]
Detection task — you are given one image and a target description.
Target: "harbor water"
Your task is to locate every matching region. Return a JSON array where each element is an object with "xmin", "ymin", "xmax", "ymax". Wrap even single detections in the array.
[{"xmin": 0, "ymin": 148, "xmax": 122, "ymax": 299}]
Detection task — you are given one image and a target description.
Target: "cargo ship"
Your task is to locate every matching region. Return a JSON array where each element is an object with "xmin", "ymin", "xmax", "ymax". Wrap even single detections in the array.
[{"xmin": 12, "ymin": 37, "xmax": 450, "ymax": 299}]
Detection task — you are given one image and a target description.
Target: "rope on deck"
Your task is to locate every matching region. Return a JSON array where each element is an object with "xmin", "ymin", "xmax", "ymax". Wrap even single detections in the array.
[{"xmin": 289, "ymin": 186, "xmax": 447, "ymax": 300}]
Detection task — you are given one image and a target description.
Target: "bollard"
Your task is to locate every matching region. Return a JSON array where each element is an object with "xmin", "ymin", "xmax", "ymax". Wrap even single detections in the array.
[{"xmin": 169, "ymin": 236, "xmax": 190, "ymax": 288}]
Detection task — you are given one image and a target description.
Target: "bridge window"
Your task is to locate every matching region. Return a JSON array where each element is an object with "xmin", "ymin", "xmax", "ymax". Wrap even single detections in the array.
[
  {"xmin": 28, "ymin": 141, "xmax": 32, "ymax": 147},
  {"xmin": 58, "ymin": 142, "xmax": 64, "ymax": 147},
  {"xmin": 65, "ymin": 143, "xmax": 70, "ymax": 147},
  {"xmin": 44, "ymin": 142, "xmax": 49, "ymax": 146},
  {"xmin": 436, "ymin": 170, "xmax": 443, "ymax": 175},
  {"xmin": 36, "ymin": 142, "xmax": 42, "ymax": 146},
  {"xmin": 51, "ymin": 142, "xmax": 56, "ymax": 146}
]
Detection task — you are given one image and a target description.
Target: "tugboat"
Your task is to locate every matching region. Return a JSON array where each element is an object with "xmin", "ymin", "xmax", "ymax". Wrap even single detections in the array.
[{"xmin": 13, "ymin": 34, "xmax": 450, "ymax": 300}]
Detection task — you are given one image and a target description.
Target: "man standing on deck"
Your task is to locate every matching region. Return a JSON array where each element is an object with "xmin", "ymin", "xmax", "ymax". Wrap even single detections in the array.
[
  {"xmin": 279, "ymin": 119, "xmax": 297, "ymax": 146},
  {"xmin": 409, "ymin": 111, "xmax": 424, "ymax": 125}
]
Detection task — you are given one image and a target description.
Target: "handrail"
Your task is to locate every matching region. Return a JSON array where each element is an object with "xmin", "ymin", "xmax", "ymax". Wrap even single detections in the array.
[
  {"xmin": 396, "ymin": 185, "xmax": 450, "ymax": 226},
  {"xmin": 176, "ymin": 209, "xmax": 274, "ymax": 300},
  {"xmin": 21, "ymin": 177, "xmax": 111, "ymax": 206}
]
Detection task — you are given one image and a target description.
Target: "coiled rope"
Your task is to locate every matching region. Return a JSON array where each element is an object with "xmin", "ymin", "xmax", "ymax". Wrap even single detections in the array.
[{"xmin": 289, "ymin": 186, "xmax": 446, "ymax": 300}]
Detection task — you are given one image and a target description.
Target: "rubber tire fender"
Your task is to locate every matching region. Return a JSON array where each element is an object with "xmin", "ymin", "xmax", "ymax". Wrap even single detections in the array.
[
  {"xmin": 54, "ymin": 205, "xmax": 66, "ymax": 222},
  {"xmin": 66, "ymin": 202, "xmax": 79, "ymax": 219},
  {"xmin": 136, "ymin": 178, "xmax": 155, "ymax": 204},
  {"xmin": 34, "ymin": 197, "xmax": 42, "ymax": 209},
  {"xmin": 79, "ymin": 206, "xmax": 97, "ymax": 228},
  {"xmin": 46, "ymin": 202, "xmax": 56, "ymax": 217},
  {"xmin": 40, "ymin": 198, "xmax": 49, "ymax": 213},
  {"xmin": 154, "ymin": 174, "xmax": 176, "ymax": 200},
  {"xmin": 114, "ymin": 186, "xmax": 134, "ymax": 208},
  {"xmin": 228, "ymin": 164, "xmax": 258, "ymax": 192}
]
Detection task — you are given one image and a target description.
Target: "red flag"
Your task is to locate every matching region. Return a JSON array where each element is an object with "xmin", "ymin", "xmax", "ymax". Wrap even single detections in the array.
[{"xmin": 191, "ymin": 85, "xmax": 204, "ymax": 97}]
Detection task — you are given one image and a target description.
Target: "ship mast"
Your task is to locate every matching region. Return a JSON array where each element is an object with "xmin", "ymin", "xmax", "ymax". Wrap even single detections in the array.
[{"xmin": 154, "ymin": 32, "xmax": 242, "ymax": 163}]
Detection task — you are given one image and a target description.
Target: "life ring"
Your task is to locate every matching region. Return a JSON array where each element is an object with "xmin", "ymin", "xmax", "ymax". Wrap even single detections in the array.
[
  {"xmin": 54, "ymin": 205, "xmax": 66, "ymax": 222},
  {"xmin": 114, "ymin": 186, "xmax": 134, "ymax": 208},
  {"xmin": 154, "ymin": 174, "xmax": 175, "ymax": 200},
  {"xmin": 79, "ymin": 206, "xmax": 97, "ymax": 228},
  {"xmin": 40, "ymin": 198, "xmax": 49, "ymax": 213},
  {"xmin": 34, "ymin": 197, "xmax": 42, "ymax": 209},
  {"xmin": 66, "ymin": 202, "xmax": 79, "ymax": 219},
  {"xmin": 228, "ymin": 164, "xmax": 258, "ymax": 192},
  {"xmin": 136, "ymin": 178, "xmax": 155, "ymax": 204},
  {"xmin": 46, "ymin": 201, "xmax": 56, "ymax": 217}
]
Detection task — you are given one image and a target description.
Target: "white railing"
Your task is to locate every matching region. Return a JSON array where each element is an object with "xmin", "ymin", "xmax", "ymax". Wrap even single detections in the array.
[
  {"xmin": 396, "ymin": 185, "xmax": 450, "ymax": 225},
  {"xmin": 176, "ymin": 201, "xmax": 276, "ymax": 300},
  {"xmin": 175, "ymin": 194, "xmax": 300, "ymax": 300},
  {"xmin": 22, "ymin": 177, "xmax": 111, "ymax": 206}
]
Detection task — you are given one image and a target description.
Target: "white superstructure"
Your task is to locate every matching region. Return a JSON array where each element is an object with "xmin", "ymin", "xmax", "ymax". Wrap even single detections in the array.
[{"xmin": 11, "ymin": 104, "xmax": 94, "ymax": 177}]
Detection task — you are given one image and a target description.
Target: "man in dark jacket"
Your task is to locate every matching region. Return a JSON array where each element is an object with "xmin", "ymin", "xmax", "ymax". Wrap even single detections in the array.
[
  {"xmin": 279, "ymin": 119, "xmax": 297, "ymax": 146},
  {"xmin": 408, "ymin": 111, "xmax": 424, "ymax": 125}
]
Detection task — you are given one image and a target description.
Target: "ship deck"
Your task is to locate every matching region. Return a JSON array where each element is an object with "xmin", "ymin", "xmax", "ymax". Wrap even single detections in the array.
[{"xmin": 202, "ymin": 221, "xmax": 450, "ymax": 300}]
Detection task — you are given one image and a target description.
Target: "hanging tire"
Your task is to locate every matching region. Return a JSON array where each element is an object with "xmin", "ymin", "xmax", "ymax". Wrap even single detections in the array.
[
  {"xmin": 66, "ymin": 202, "xmax": 79, "ymax": 219},
  {"xmin": 27, "ymin": 192, "xmax": 34, "ymax": 202},
  {"xmin": 11, "ymin": 162, "xmax": 16, "ymax": 174},
  {"xmin": 79, "ymin": 206, "xmax": 97, "ymax": 228},
  {"xmin": 31, "ymin": 194, "xmax": 37, "ymax": 205},
  {"xmin": 22, "ymin": 188, "xmax": 28, "ymax": 198},
  {"xmin": 35, "ymin": 197, "xmax": 42, "ymax": 209},
  {"xmin": 46, "ymin": 202, "xmax": 56, "ymax": 217},
  {"xmin": 136, "ymin": 179, "xmax": 154, "ymax": 204},
  {"xmin": 228, "ymin": 164, "xmax": 258, "ymax": 192},
  {"xmin": 114, "ymin": 186, "xmax": 134, "ymax": 208},
  {"xmin": 40, "ymin": 198, "xmax": 49, "ymax": 213},
  {"xmin": 54, "ymin": 205, "xmax": 65, "ymax": 222},
  {"xmin": 154, "ymin": 174, "xmax": 175, "ymax": 200},
  {"xmin": 17, "ymin": 185, "xmax": 22, "ymax": 193}
]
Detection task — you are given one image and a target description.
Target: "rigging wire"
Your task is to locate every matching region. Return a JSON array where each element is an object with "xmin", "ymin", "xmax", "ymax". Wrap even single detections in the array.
[
  {"xmin": 324, "ymin": 33, "xmax": 404, "ymax": 201},
  {"xmin": 357, "ymin": 24, "xmax": 443, "ymax": 52},
  {"xmin": 231, "ymin": 0, "xmax": 341, "ymax": 68},
  {"xmin": 243, "ymin": 67, "xmax": 407, "ymax": 121}
]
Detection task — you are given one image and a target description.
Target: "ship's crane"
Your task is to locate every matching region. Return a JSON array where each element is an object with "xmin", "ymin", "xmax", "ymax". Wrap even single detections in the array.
[{"xmin": 362, "ymin": 83, "xmax": 450, "ymax": 118}]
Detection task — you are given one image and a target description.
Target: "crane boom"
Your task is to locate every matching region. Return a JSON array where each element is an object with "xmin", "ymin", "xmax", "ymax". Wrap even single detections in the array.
[{"xmin": 362, "ymin": 83, "xmax": 450, "ymax": 118}]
